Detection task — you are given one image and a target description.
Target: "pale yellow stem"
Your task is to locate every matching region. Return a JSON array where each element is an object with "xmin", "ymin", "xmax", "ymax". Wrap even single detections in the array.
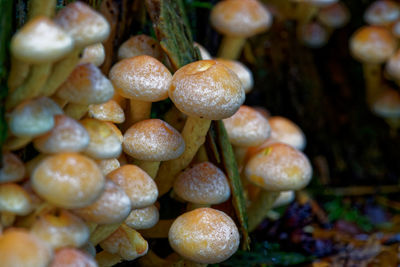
[
  {"xmin": 186, "ymin": 203, "xmax": 209, "ymax": 211},
  {"xmin": 50, "ymin": 95, "xmax": 68, "ymax": 108},
  {"xmin": 89, "ymin": 223, "xmax": 120, "ymax": 246},
  {"xmin": 248, "ymin": 191, "xmax": 280, "ymax": 231},
  {"xmin": 192, "ymin": 144, "xmax": 208, "ymax": 163},
  {"xmin": 363, "ymin": 63, "xmax": 382, "ymax": 107},
  {"xmin": 134, "ymin": 160, "xmax": 160, "ymax": 179},
  {"xmin": 138, "ymin": 250, "xmax": 172, "ymax": 267},
  {"xmin": 217, "ymin": 36, "xmax": 246, "ymax": 60},
  {"xmin": 7, "ymin": 57, "xmax": 30, "ymax": 91},
  {"xmin": 130, "ymin": 99, "xmax": 152, "ymax": 125},
  {"xmin": 155, "ymin": 117, "xmax": 211, "ymax": 196},
  {"xmin": 164, "ymin": 106, "xmax": 187, "ymax": 132},
  {"xmin": 96, "ymin": 251, "xmax": 123, "ymax": 267},
  {"xmin": 28, "ymin": 0, "xmax": 56, "ymax": 19},
  {"xmin": 64, "ymin": 103, "xmax": 88, "ymax": 120},
  {"xmin": 139, "ymin": 219, "xmax": 174, "ymax": 239},
  {"xmin": 234, "ymin": 146, "xmax": 248, "ymax": 172},
  {"xmin": 3, "ymin": 135, "xmax": 32, "ymax": 151},
  {"xmin": 1, "ymin": 212, "xmax": 16, "ymax": 227}
]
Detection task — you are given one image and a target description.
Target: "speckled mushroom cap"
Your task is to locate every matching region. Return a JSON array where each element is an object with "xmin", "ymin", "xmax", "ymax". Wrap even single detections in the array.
[
  {"xmin": 88, "ymin": 99, "xmax": 125, "ymax": 124},
  {"xmin": 350, "ymin": 26, "xmax": 397, "ymax": 64},
  {"xmin": 31, "ymin": 152, "xmax": 105, "ymax": 208},
  {"xmin": 372, "ymin": 88, "xmax": 400, "ymax": 118},
  {"xmin": 109, "ymin": 55, "xmax": 172, "ymax": 102},
  {"xmin": 0, "ymin": 152, "xmax": 25, "ymax": 183},
  {"xmin": 0, "ymin": 228, "xmax": 53, "ymax": 267},
  {"xmin": 54, "ymin": 1, "xmax": 110, "ymax": 47},
  {"xmin": 245, "ymin": 143, "xmax": 312, "ymax": 191},
  {"xmin": 215, "ymin": 59, "xmax": 254, "ymax": 93},
  {"xmin": 173, "ymin": 162, "xmax": 231, "ymax": 205},
  {"xmin": 50, "ymin": 248, "xmax": 97, "ymax": 267},
  {"xmin": 386, "ymin": 49, "xmax": 400, "ymax": 80},
  {"xmin": 223, "ymin": 105, "xmax": 270, "ymax": 147},
  {"xmin": 123, "ymin": 119, "xmax": 185, "ymax": 161},
  {"xmin": 298, "ymin": 22, "xmax": 329, "ymax": 49},
  {"xmin": 56, "ymin": 63, "xmax": 114, "ymax": 105},
  {"xmin": 317, "ymin": 3, "xmax": 350, "ymax": 29},
  {"xmin": 95, "ymin": 158, "xmax": 120, "ymax": 176},
  {"xmin": 364, "ymin": 0, "xmax": 400, "ymax": 26},
  {"xmin": 169, "ymin": 208, "xmax": 240, "ymax": 264},
  {"xmin": 0, "ymin": 183, "xmax": 33, "ymax": 215},
  {"xmin": 125, "ymin": 205, "xmax": 159, "ymax": 230},
  {"xmin": 210, "ymin": 0, "xmax": 272, "ymax": 38},
  {"xmin": 11, "ymin": 16, "xmax": 74, "ymax": 64},
  {"xmin": 118, "ymin": 34, "xmax": 163, "ymax": 60},
  {"xmin": 79, "ymin": 43, "xmax": 105, "ymax": 67},
  {"xmin": 169, "ymin": 60, "xmax": 245, "ymax": 120},
  {"xmin": 268, "ymin": 116, "xmax": 306, "ymax": 151},
  {"xmin": 107, "ymin": 165, "xmax": 158, "ymax": 209}
]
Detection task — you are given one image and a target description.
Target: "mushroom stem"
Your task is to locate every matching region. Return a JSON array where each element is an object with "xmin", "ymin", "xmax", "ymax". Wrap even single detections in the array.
[
  {"xmin": 28, "ymin": 0, "xmax": 56, "ymax": 19},
  {"xmin": 296, "ymin": 2, "xmax": 318, "ymax": 24},
  {"xmin": 7, "ymin": 58, "xmax": 30, "ymax": 91},
  {"xmin": 155, "ymin": 117, "xmax": 211, "ymax": 196},
  {"xmin": 1, "ymin": 212, "xmax": 16, "ymax": 227},
  {"xmin": 89, "ymin": 223, "xmax": 121, "ymax": 246},
  {"xmin": 139, "ymin": 219, "xmax": 174, "ymax": 239},
  {"xmin": 186, "ymin": 203, "xmax": 209, "ymax": 211},
  {"xmin": 95, "ymin": 251, "xmax": 123, "ymax": 267},
  {"xmin": 247, "ymin": 191, "xmax": 280, "ymax": 231},
  {"xmin": 138, "ymin": 250, "xmax": 172, "ymax": 267},
  {"xmin": 64, "ymin": 103, "xmax": 88, "ymax": 120},
  {"xmin": 363, "ymin": 63, "xmax": 382, "ymax": 107},
  {"xmin": 217, "ymin": 36, "xmax": 246, "ymax": 60},
  {"xmin": 129, "ymin": 99, "xmax": 152, "ymax": 125},
  {"xmin": 234, "ymin": 146, "xmax": 248, "ymax": 172},
  {"xmin": 3, "ymin": 135, "xmax": 33, "ymax": 151},
  {"xmin": 134, "ymin": 160, "xmax": 160, "ymax": 179},
  {"xmin": 385, "ymin": 118, "xmax": 400, "ymax": 137},
  {"xmin": 193, "ymin": 145, "xmax": 208, "ymax": 163}
]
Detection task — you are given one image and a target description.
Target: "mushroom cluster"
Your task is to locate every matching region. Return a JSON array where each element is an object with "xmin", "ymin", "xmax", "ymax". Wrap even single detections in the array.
[{"xmin": 1, "ymin": 0, "xmax": 315, "ymax": 266}]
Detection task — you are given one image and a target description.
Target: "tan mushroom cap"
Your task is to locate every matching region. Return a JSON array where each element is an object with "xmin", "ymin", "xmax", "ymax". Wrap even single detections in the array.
[
  {"xmin": 50, "ymin": 248, "xmax": 97, "ymax": 267},
  {"xmin": 169, "ymin": 208, "xmax": 240, "ymax": 264},
  {"xmin": 364, "ymin": 0, "xmax": 400, "ymax": 26},
  {"xmin": 79, "ymin": 43, "xmax": 105, "ymax": 66},
  {"xmin": 223, "ymin": 105, "xmax": 270, "ymax": 147},
  {"xmin": 194, "ymin": 42, "xmax": 212, "ymax": 60},
  {"xmin": 81, "ymin": 119, "xmax": 123, "ymax": 159},
  {"xmin": 33, "ymin": 114, "xmax": 90, "ymax": 154},
  {"xmin": 0, "ymin": 152, "xmax": 25, "ymax": 183},
  {"xmin": 210, "ymin": 0, "xmax": 272, "ymax": 38},
  {"xmin": 31, "ymin": 210, "xmax": 89, "ymax": 249},
  {"xmin": 118, "ymin": 34, "xmax": 163, "ymax": 61},
  {"xmin": 109, "ymin": 55, "xmax": 172, "ymax": 102},
  {"xmin": 54, "ymin": 1, "xmax": 110, "ymax": 47},
  {"xmin": 215, "ymin": 59, "xmax": 254, "ymax": 93},
  {"xmin": 123, "ymin": 119, "xmax": 185, "ymax": 161},
  {"xmin": 95, "ymin": 158, "xmax": 121, "ymax": 176},
  {"xmin": 88, "ymin": 99, "xmax": 125, "ymax": 123},
  {"xmin": 0, "ymin": 183, "xmax": 33, "ymax": 215},
  {"xmin": 386, "ymin": 49, "xmax": 400, "ymax": 80},
  {"xmin": 350, "ymin": 26, "xmax": 397, "ymax": 64},
  {"xmin": 31, "ymin": 152, "xmax": 105, "ymax": 208},
  {"xmin": 372, "ymin": 88, "xmax": 400, "ymax": 118},
  {"xmin": 72, "ymin": 180, "xmax": 131, "ymax": 224},
  {"xmin": 298, "ymin": 22, "xmax": 329, "ymax": 48},
  {"xmin": 0, "ymin": 228, "xmax": 53, "ymax": 267},
  {"xmin": 317, "ymin": 2, "xmax": 350, "ymax": 28},
  {"xmin": 125, "ymin": 205, "xmax": 159, "ymax": 230},
  {"xmin": 56, "ymin": 63, "xmax": 114, "ymax": 105},
  {"xmin": 11, "ymin": 16, "xmax": 74, "ymax": 64},
  {"xmin": 9, "ymin": 96, "xmax": 63, "ymax": 137},
  {"xmin": 291, "ymin": 0, "xmax": 338, "ymax": 7},
  {"xmin": 269, "ymin": 116, "xmax": 306, "ymax": 151},
  {"xmin": 173, "ymin": 162, "xmax": 231, "ymax": 205},
  {"xmin": 245, "ymin": 143, "xmax": 312, "ymax": 191},
  {"xmin": 272, "ymin": 190, "xmax": 295, "ymax": 208},
  {"xmin": 107, "ymin": 165, "xmax": 158, "ymax": 209},
  {"xmin": 169, "ymin": 60, "xmax": 244, "ymax": 120}
]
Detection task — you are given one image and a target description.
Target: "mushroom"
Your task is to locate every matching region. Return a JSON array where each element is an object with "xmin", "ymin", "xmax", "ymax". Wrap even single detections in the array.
[
  {"xmin": 95, "ymin": 158, "xmax": 121, "ymax": 176},
  {"xmin": 169, "ymin": 208, "xmax": 240, "ymax": 264},
  {"xmin": 298, "ymin": 21, "xmax": 329, "ymax": 48},
  {"xmin": 364, "ymin": 0, "xmax": 400, "ymax": 26},
  {"xmin": 118, "ymin": 34, "xmax": 164, "ymax": 61},
  {"xmin": 79, "ymin": 43, "xmax": 105, "ymax": 67},
  {"xmin": 194, "ymin": 42, "xmax": 212, "ymax": 60},
  {"xmin": 50, "ymin": 248, "xmax": 97, "ymax": 267},
  {"xmin": 317, "ymin": 2, "xmax": 350, "ymax": 29},
  {"xmin": 0, "ymin": 152, "xmax": 25, "ymax": 184},
  {"xmin": 210, "ymin": 0, "xmax": 272, "ymax": 59},
  {"xmin": 214, "ymin": 59, "xmax": 254, "ymax": 94},
  {"xmin": 88, "ymin": 99, "xmax": 125, "ymax": 124},
  {"xmin": 372, "ymin": 88, "xmax": 400, "ymax": 134},
  {"xmin": 124, "ymin": 205, "xmax": 159, "ymax": 230},
  {"xmin": 272, "ymin": 190, "xmax": 295, "ymax": 208}
]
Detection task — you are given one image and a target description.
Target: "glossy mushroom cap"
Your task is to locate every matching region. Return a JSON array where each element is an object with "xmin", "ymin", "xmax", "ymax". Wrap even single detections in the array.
[
  {"xmin": 0, "ymin": 152, "xmax": 25, "ymax": 183},
  {"xmin": 125, "ymin": 205, "xmax": 159, "ymax": 230},
  {"xmin": 109, "ymin": 55, "xmax": 172, "ymax": 102},
  {"xmin": 88, "ymin": 100, "xmax": 125, "ymax": 123},
  {"xmin": 210, "ymin": 0, "xmax": 272, "ymax": 38},
  {"xmin": 54, "ymin": 1, "xmax": 110, "ymax": 47},
  {"xmin": 169, "ymin": 208, "xmax": 240, "ymax": 264},
  {"xmin": 173, "ymin": 162, "xmax": 231, "ymax": 205},
  {"xmin": 118, "ymin": 34, "xmax": 163, "ymax": 60},
  {"xmin": 223, "ymin": 105, "xmax": 270, "ymax": 147},
  {"xmin": 169, "ymin": 60, "xmax": 245, "ymax": 120},
  {"xmin": 215, "ymin": 59, "xmax": 254, "ymax": 93},
  {"xmin": 298, "ymin": 22, "xmax": 329, "ymax": 48},
  {"xmin": 372, "ymin": 88, "xmax": 400, "ymax": 118},
  {"xmin": 123, "ymin": 119, "xmax": 185, "ymax": 161},
  {"xmin": 79, "ymin": 43, "xmax": 105, "ymax": 67},
  {"xmin": 0, "ymin": 183, "xmax": 33, "ymax": 215},
  {"xmin": 245, "ymin": 143, "xmax": 312, "ymax": 191},
  {"xmin": 350, "ymin": 26, "xmax": 397, "ymax": 64},
  {"xmin": 317, "ymin": 2, "xmax": 350, "ymax": 28},
  {"xmin": 268, "ymin": 116, "xmax": 306, "ymax": 151},
  {"xmin": 364, "ymin": 0, "xmax": 400, "ymax": 26}
]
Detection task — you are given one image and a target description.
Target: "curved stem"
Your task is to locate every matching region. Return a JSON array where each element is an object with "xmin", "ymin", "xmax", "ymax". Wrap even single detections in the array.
[
  {"xmin": 363, "ymin": 63, "xmax": 382, "ymax": 107},
  {"xmin": 134, "ymin": 160, "xmax": 160, "ymax": 179},
  {"xmin": 217, "ymin": 36, "xmax": 246, "ymax": 60},
  {"xmin": 247, "ymin": 190, "xmax": 280, "ymax": 231}
]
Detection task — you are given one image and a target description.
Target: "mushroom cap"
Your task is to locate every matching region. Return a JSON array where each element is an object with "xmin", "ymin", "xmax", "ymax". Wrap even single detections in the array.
[
  {"xmin": 245, "ymin": 143, "xmax": 312, "ymax": 191},
  {"xmin": 291, "ymin": 0, "xmax": 338, "ymax": 7},
  {"xmin": 11, "ymin": 16, "xmax": 74, "ymax": 64},
  {"xmin": 123, "ymin": 119, "xmax": 185, "ymax": 161},
  {"xmin": 33, "ymin": 114, "xmax": 90, "ymax": 154},
  {"xmin": 169, "ymin": 208, "xmax": 240, "ymax": 264},
  {"xmin": 54, "ymin": 1, "xmax": 110, "ymax": 47},
  {"xmin": 0, "ymin": 183, "xmax": 33, "ymax": 215},
  {"xmin": 350, "ymin": 26, "xmax": 397, "ymax": 64},
  {"xmin": 173, "ymin": 162, "xmax": 231, "ymax": 205},
  {"xmin": 223, "ymin": 105, "xmax": 270, "ymax": 147},
  {"xmin": 194, "ymin": 42, "xmax": 212, "ymax": 60},
  {"xmin": 107, "ymin": 165, "xmax": 158, "ymax": 209},
  {"xmin": 56, "ymin": 63, "xmax": 114, "ymax": 105},
  {"xmin": 109, "ymin": 55, "xmax": 172, "ymax": 102},
  {"xmin": 272, "ymin": 190, "xmax": 295, "ymax": 208},
  {"xmin": 0, "ymin": 228, "xmax": 53, "ymax": 267},
  {"xmin": 210, "ymin": 0, "xmax": 272, "ymax": 38},
  {"xmin": 268, "ymin": 116, "xmax": 306, "ymax": 151},
  {"xmin": 317, "ymin": 2, "xmax": 350, "ymax": 28},
  {"xmin": 79, "ymin": 43, "xmax": 105, "ymax": 66},
  {"xmin": 95, "ymin": 158, "xmax": 121, "ymax": 176},
  {"xmin": 118, "ymin": 34, "xmax": 163, "ymax": 61},
  {"xmin": 298, "ymin": 22, "xmax": 329, "ymax": 48},
  {"xmin": 31, "ymin": 152, "xmax": 105, "ymax": 208},
  {"xmin": 125, "ymin": 205, "xmax": 159, "ymax": 230},
  {"xmin": 169, "ymin": 60, "xmax": 245, "ymax": 120},
  {"xmin": 0, "ymin": 152, "xmax": 25, "ymax": 183},
  {"xmin": 88, "ymin": 99, "xmax": 125, "ymax": 123},
  {"xmin": 364, "ymin": 0, "xmax": 400, "ymax": 26},
  {"xmin": 392, "ymin": 19, "xmax": 400, "ymax": 38},
  {"xmin": 372, "ymin": 88, "xmax": 400, "ymax": 118},
  {"xmin": 386, "ymin": 49, "xmax": 400, "ymax": 80},
  {"xmin": 72, "ymin": 180, "xmax": 131, "ymax": 224},
  {"xmin": 214, "ymin": 59, "xmax": 254, "ymax": 93},
  {"xmin": 50, "ymin": 248, "xmax": 97, "ymax": 267}
]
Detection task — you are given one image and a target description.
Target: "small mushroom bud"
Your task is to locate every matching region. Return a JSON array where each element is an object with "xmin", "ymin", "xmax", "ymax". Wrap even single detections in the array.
[
  {"xmin": 215, "ymin": 59, "xmax": 254, "ymax": 94},
  {"xmin": 88, "ymin": 99, "xmax": 125, "ymax": 124},
  {"xmin": 118, "ymin": 34, "xmax": 163, "ymax": 61},
  {"xmin": 317, "ymin": 2, "xmax": 350, "ymax": 29},
  {"xmin": 125, "ymin": 205, "xmax": 159, "ymax": 230}
]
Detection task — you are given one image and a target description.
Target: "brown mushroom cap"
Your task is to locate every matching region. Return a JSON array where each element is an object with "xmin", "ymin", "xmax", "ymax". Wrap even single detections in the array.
[
  {"xmin": 125, "ymin": 205, "xmax": 159, "ymax": 230},
  {"xmin": 364, "ymin": 0, "xmax": 400, "ymax": 26},
  {"xmin": 210, "ymin": 0, "xmax": 272, "ymax": 38},
  {"xmin": 118, "ymin": 34, "xmax": 163, "ymax": 61},
  {"xmin": 317, "ymin": 2, "xmax": 350, "ymax": 28},
  {"xmin": 169, "ymin": 208, "xmax": 240, "ymax": 264},
  {"xmin": 223, "ymin": 105, "xmax": 270, "ymax": 147},
  {"xmin": 173, "ymin": 162, "xmax": 231, "ymax": 205},
  {"xmin": 50, "ymin": 248, "xmax": 97, "ymax": 267},
  {"xmin": 169, "ymin": 60, "xmax": 244, "ymax": 120},
  {"xmin": 350, "ymin": 26, "xmax": 397, "ymax": 64},
  {"xmin": 123, "ymin": 119, "xmax": 185, "ymax": 161},
  {"xmin": 0, "ymin": 152, "xmax": 25, "ymax": 183},
  {"xmin": 88, "ymin": 99, "xmax": 125, "ymax": 123},
  {"xmin": 245, "ymin": 143, "xmax": 312, "ymax": 191},
  {"xmin": 268, "ymin": 116, "xmax": 306, "ymax": 151},
  {"xmin": 214, "ymin": 59, "xmax": 254, "ymax": 93},
  {"xmin": 31, "ymin": 152, "xmax": 105, "ymax": 208},
  {"xmin": 107, "ymin": 165, "xmax": 158, "ymax": 209}
]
